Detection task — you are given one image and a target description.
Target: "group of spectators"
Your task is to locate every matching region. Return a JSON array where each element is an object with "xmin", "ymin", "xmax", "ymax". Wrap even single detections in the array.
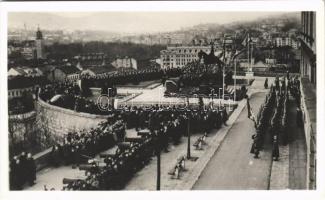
[
  {"xmin": 50, "ymin": 115, "xmax": 125, "ymax": 167},
  {"xmin": 10, "ymin": 152, "xmax": 36, "ymax": 190},
  {"xmin": 61, "ymin": 104, "xmax": 230, "ymax": 190},
  {"xmin": 39, "ymin": 81, "xmax": 109, "ymax": 115}
]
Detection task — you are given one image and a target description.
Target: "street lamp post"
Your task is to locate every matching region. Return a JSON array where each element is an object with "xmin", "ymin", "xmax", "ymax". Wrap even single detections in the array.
[
  {"xmin": 156, "ymin": 147, "xmax": 161, "ymax": 190},
  {"xmin": 222, "ymin": 40, "xmax": 226, "ymax": 101},
  {"xmin": 234, "ymin": 58, "xmax": 237, "ymax": 101},
  {"xmin": 187, "ymin": 109, "xmax": 191, "ymax": 159}
]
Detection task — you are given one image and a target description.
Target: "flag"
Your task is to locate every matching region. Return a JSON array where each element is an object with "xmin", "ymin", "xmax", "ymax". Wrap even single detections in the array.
[
  {"xmin": 241, "ymin": 33, "xmax": 249, "ymax": 47},
  {"xmin": 241, "ymin": 32, "xmax": 252, "ymax": 47}
]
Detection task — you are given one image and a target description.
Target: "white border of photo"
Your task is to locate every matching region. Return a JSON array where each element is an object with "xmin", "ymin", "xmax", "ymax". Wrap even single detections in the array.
[{"xmin": 0, "ymin": 1, "xmax": 324, "ymax": 200}]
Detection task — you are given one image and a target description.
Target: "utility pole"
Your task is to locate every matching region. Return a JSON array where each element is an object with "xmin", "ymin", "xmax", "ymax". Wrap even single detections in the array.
[{"xmin": 155, "ymin": 130, "xmax": 161, "ymax": 190}]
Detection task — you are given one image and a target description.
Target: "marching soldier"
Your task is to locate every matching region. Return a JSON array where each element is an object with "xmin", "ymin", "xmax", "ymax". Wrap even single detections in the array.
[{"xmin": 272, "ymin": 135, "xmax": 279, "ymax": 161}]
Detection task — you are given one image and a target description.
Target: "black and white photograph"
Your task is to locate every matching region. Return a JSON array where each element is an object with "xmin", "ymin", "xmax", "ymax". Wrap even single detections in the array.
[{"xmin": 0, "ymin": 1, "xmax": 323, "ymax": 196}]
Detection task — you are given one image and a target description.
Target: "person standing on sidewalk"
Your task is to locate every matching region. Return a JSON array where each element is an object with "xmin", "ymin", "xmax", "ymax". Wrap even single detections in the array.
[
  {"xmin": 264, "ymin": 78, "xmax": 268, "ymax": 89},
  {"xmin": 296, "ymin": 107, "xmax": 303, "ymax": 128}
]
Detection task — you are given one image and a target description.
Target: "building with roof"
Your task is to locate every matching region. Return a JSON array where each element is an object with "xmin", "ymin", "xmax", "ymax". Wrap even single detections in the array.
[
  {"xmin": 52, "ymin": 66, "xmax": 80, "ymax": 82},
  {"xmin": 8, "ymin": 67, "xmax": 43, "ymax": 77},
  {"xmin": 111, "ymin": 57, "xmax": 137, "ymax": 70},
  {"xmin": 8, "ymin": 76, "xmax": 36, "ymax": 99},
  {"xmin": 76, "ymin": 53, "xmax": 108, "ymax": 70},
  {"xmin": 160, "ymin": 45, "xmax": 222, "ymax": 69}
]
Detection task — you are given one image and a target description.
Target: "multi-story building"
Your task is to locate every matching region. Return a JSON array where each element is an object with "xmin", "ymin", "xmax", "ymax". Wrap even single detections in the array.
[
  {"xmin": 273, "ymin": 36, "xmax": 299, "ymax": 49},
  {"xmin": 51, "ymin": 66, "xmax": 80, "ymax": 82},
  {"xmin": 76, "ymin": 53, "xmax": 107, "ymax": 70},
  {"xmin": 299, "ymin": 11, "xmax": 316, "ymax": 190},
  {"xmin": 300, "ymin": 12, "xmax": 316, "ymax": 84},
  {"xmin": 111, "ymin": 57, "xmax": 137, "ymax": 70},
  {"xmin": 160, "ymin": 45, "xmax": 220, "ymax": 69},
  {"xmin": 21, "ymin": 46, "xmax": 35, "ymax": 60}
]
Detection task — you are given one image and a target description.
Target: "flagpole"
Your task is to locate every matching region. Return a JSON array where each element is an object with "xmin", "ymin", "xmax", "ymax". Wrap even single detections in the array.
[
  {"xmin": 234, "ymin": 57, "xmax": 236, "ymax": 101},
  {"xmin": 223, "ymin": 39, "xmax": 225, "ymax": 101}
]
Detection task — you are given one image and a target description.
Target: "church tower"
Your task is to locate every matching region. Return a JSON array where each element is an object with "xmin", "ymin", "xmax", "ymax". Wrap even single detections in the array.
[{"xmin": 35, "ymin": 26, "xmax": 44, "ymax": 59}]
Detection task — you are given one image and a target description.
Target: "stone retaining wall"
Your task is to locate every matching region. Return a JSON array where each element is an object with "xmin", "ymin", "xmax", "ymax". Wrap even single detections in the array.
[{"xmin": 36, "ymin": 98, "xmax": 109, "ymax": 141}]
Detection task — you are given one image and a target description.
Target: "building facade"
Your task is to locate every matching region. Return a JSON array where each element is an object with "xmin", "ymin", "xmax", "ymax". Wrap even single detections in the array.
[
  {"xmin": 273, "ymin": 37, "xmax": 300, "ymax": 49},
  {"xmin": 300, "ymin": 12, "xmax": 316, "ymax": 85},
  {"xmin": 111, "ymin": 57, "xmax": 137, "ymax": 70},
  {"xmin": 160, "ymin": 45, "xmax": 220, "ymax": 69},
  {"xmin": 52, "ymin": 66, "xmax": 80, "ymax": 82},
  {"xmin": 300, "ymin": 11, "xmax": 316, "ymax": 190}
]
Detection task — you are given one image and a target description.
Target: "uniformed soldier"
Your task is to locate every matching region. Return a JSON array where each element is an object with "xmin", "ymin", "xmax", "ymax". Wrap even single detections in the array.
[
  {"xmin": 272, "ymin": 135, "xmax": 279, "ymax": 161},
  {"xmin": 264, "ymin": 78, "xmax": 268, "ymax": 89}
]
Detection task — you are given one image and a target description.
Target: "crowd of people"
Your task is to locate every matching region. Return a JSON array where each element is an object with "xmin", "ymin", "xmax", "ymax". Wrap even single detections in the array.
[
  {"xmin": 39, "ymin": 81, "xmax": 110, "ymax": 115},
  {"xmin": 10, "ymin": 152, "xmax": 36, "ymax": 190},
  {"xmin": 50, "ymin": 115, "xmax": 125, "ymax": 167},
  {"xmin": 81, "ymin": 67, "xmax": 182, "ymax": 88},
  {"xmin": 61, "ymin": 105, "xmax": 230, "ymax": 190}
]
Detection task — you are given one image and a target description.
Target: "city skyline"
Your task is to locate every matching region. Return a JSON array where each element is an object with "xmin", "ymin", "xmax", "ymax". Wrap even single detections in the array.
[{"xmin": 8, "ymin": 12, "xmax": 299, "ymax": 34}]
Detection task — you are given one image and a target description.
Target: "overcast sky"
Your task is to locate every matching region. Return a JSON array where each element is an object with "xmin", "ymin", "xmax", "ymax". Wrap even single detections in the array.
[{"xmin": 8, "ymin": 12, "xmax": 299, "ymax": 34}]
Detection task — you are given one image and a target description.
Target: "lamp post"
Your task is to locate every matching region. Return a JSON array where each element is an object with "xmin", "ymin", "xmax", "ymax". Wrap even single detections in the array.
[
  {"xmin": 156, "ymin": 146, "xmax": 161, "ymax": 190},
  {"xmin": 186, "ymin": 108, "xmax": 191, "ymax": 159},
  {"xmin": 222, "ymin": 39, "xmax": 226, "ymax": 101},
  {"xmin": 234, "ymin": 58, "xmax": 237, "ymax": 101},
  {"xmin": 211, "ymin": 89, "xmax": 215, "ymax": 108}
]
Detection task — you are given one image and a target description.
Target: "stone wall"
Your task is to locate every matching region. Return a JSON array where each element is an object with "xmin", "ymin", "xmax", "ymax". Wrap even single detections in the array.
[
  {"xmin": 9, "ymin": 111, "xmax": 38, "ymax": 157},
  {"xmin": 36, "ymin": 98, "xmax": 109, "ymax": 143}
]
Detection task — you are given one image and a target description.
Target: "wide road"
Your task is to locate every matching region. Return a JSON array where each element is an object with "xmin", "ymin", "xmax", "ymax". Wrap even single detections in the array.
[{"xmin": 193, "ymin": 91, "xmax": 273, "ymax": 190}]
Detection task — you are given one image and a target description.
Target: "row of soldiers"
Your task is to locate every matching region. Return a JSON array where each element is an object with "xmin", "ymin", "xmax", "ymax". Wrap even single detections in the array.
[
  {"xmin": 250, "ymin": 76, "xmax": 291, "ymax": 160},
  {"xmin": 10, "ymin": 152, "xmax": 36, "ymax": 190},
  {"xmin": 80, "ymin": 67, "xmax": 182, "ymax": 87},
  {"xmin": 250, "ymin": 86, "xmax": 276, "ymax": 159}
]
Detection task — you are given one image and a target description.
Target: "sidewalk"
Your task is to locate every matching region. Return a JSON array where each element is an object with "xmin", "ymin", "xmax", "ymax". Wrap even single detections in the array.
[{"xmin": 267, "ymin": 92, "xmax": 307, "ymax": 190}]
